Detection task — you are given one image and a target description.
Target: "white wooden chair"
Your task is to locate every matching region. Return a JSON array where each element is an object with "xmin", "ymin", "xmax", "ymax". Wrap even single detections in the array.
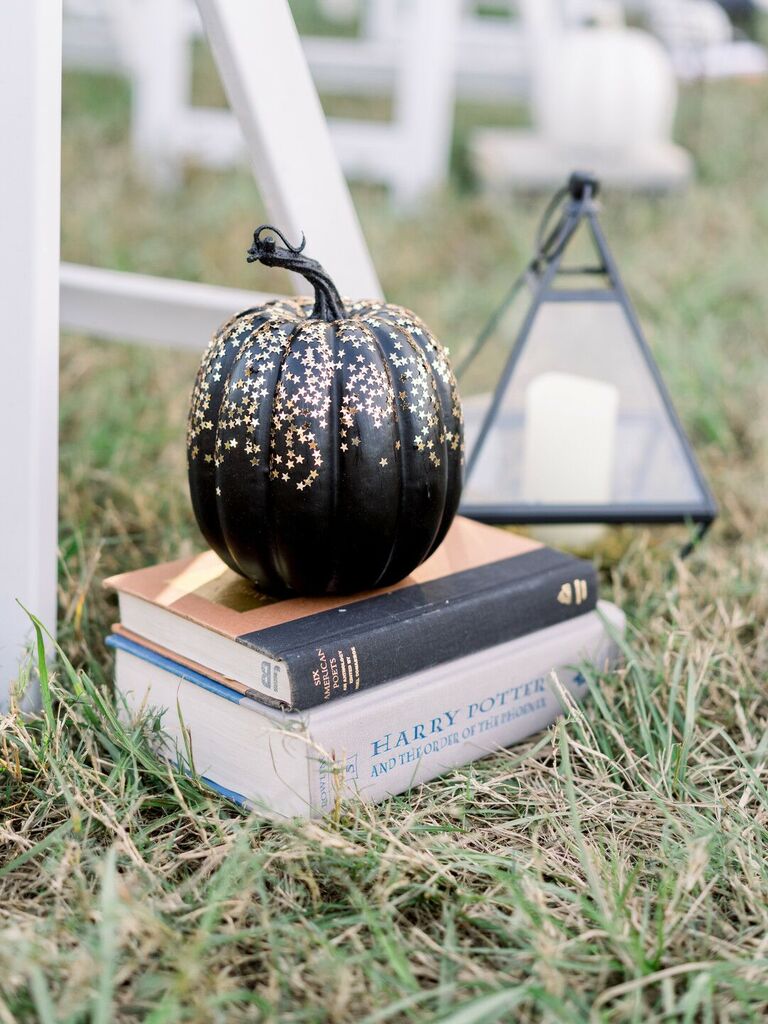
[
  {"xmin": 0, "ymin": 0, "xmax": 382, "ymax": 708},
  {"xmin": 62, "ymin": 0, "xmax": 541, "ymax": 204},
  {"xmin": 114, "ymin": 0, "xmax": 462, "ymax": 208}
]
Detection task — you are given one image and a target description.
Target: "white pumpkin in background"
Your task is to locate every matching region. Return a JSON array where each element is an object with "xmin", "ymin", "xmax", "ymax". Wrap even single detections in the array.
[{"xmin": 523, "ymin": 0, "xmax": 679, "ymax": 157}]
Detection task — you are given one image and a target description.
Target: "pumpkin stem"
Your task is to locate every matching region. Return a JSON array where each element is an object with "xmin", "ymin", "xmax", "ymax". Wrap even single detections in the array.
[{"xmin": 246, "ymin": 225, "xmax": 348, "ymax": 322}]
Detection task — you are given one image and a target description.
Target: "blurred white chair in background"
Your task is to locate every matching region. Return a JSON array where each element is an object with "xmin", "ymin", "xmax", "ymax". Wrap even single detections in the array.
[
  {"xmin": 64, "ymin": 0, "xmax": 462, "ymax": 208},
  {"xmin": 62, "ymin": 0, "xmax": 130, "ymax": 70},
  {"xmin": 562, "ymin": 0, "xmax": 626, "ymax": 26},
  {"xmin": 472, "ymin": 0, "xmax": 693, "ymax": 191},
  {"xmin": 347, "ymin": 0, "xmax": 529, "ymax": 103},
  {"xmin": 303, "ymin": 0, "xmax": 462, "ymax": 208},
  {"xmin": 317, "ymin": 0, "xmax": 359, "ymax": 19},
  {"xmin": 646, "ymin": 0, "xmax": 767, "ymax": 80}
]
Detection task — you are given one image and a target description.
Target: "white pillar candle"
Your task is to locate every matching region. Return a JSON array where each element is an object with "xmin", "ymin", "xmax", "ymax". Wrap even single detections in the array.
[{"xmin": 522, "ymin": 371, "xmax": 619, "ymax": 549}]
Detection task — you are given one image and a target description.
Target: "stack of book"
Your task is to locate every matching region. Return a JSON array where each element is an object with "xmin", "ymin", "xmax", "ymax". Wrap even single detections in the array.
[{"xmin": 105, "ymin": 517, "xmax": 623, "ymax": 818}]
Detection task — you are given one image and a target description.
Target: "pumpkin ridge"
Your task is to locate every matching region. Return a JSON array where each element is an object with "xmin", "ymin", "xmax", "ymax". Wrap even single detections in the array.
[
  {"xmin": 370, "ymin": 323, "xmax": 417, "ymax": 589},
  {"xmin": 382, "ymin": 307, "xmax": 463, "ymax": 561},
  {"xmin": 323, "ymin": 320, "xmax": 343, "ymax": 592},
  {"xmin": 188, "ymin": 309, "xmax": 287, "ymax": 570},
  {"xmin": 210, "ymin": 315, "xmax": 285, "ymax": 580},
  {"xmin": 359, "ymin": 320, "xmax": 407, "ymax": 588},
  {"xmin": 382, "ymin": 311, "xmax": 452, "ymax": 562},
  {"xmin": 263, "ymin": 318, "xmax": 310, "ymax": 588}
]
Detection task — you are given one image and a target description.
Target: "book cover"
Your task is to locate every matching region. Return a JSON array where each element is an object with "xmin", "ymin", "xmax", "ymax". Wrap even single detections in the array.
[
  {"xmin": 107, "ymin": 602, "xmax": 624, "ymax": 818},
  {"xmin": 104, "ymin": 516, "xmax": 597, "ymax": 710}
]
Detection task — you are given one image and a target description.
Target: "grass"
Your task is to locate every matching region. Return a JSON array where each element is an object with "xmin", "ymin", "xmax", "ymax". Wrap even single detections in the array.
[{"xmin": 1, "ymin": 48, "xmax": 768, "ymax": 1022}]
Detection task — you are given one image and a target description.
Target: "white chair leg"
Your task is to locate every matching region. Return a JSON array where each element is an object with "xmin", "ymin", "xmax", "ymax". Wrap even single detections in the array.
[
  {"xmin": 392, "ymin": 0, "xmax": 461, "ymax": 208},
  {"xmin": 0, "ymin": 1, "xmax": 62, "ymax": 710},
  {"xmin": 128, "ymin": 0, "xmax": 191, "ymax": 188}
]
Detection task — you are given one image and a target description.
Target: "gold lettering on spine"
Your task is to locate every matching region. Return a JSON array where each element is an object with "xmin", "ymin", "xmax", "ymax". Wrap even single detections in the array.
[
  {"xmin": 557, "ymin": 579, "xmax": 588, "ymax": 606},
  {"xmin": 314, "ymin": 645, "xmax": 361, "ymax": 701},
  {"xmin": 350, "ymin": 645, "xmax": 360, "ymax": 691}
]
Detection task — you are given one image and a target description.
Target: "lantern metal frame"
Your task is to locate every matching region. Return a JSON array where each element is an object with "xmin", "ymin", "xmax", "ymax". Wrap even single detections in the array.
[{"xmin": 457, "ymin": 172, "xmax": 717, "ymax": 553}]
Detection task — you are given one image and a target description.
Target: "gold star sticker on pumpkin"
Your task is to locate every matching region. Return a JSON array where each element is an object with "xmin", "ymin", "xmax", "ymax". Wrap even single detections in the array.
[
  {"xmin": 340, "ymin": 443, "xmax": 348, "ymax": 452},
  {"xmin": 379, "ymin": 458, "xmax": 388, "ymax": 467}
]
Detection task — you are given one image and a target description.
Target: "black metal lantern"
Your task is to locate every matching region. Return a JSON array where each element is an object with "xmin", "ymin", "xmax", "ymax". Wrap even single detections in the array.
[{"xmin": 457, "ymin": 172, "xmax": 716, "ymax": 553}]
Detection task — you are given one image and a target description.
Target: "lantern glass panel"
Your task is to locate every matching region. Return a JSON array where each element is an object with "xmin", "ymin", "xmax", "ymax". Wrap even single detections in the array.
[{"xmin": 463, "ymin": 295, "xmax": 704, "ymax": 513}]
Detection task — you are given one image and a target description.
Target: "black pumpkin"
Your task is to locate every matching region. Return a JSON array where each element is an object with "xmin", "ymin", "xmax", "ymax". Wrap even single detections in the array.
[{"xmin": 187, "ymin": 226, "xmax": 463, "ymax": 595}]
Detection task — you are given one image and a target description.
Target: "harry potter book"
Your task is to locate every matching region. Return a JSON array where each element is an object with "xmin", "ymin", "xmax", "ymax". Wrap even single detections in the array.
[
  {"xmin": 104, "ymin": 517, "xmax": 598, "ymax": 711},
  {"xmin": 108, "ymin": 603, "xmax": 624, "ymax": 819}
]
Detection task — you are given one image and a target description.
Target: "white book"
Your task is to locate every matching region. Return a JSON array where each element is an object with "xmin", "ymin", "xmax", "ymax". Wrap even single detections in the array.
[{"xmin": 108, "ymin": 601, "xmax": 624, "ymax": 819}]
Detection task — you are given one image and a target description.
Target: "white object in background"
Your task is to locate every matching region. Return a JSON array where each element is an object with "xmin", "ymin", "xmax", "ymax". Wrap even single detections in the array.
[
  {"xmin": 646, "ymin": 0, "xmax": 768, "ymax": 81},
  {"xmin": 62, "ymin": 0, "xmax": 131, "ymax": 72},
  {"xmin": 526, "ymin": 1, "xmax": 678, "ymax": 156},
  {"xmin": 317, "ymin": 0, "xmax": 359, "ymax": 21},
  {"xmin": 472, "ymin": 0, "xmax": 692, "ymax": 191},
  {"xmin": 522, "ymin": 372, "xmax": 619, "ymax": 549},
  {"xmin": 0, "ymin": 1, "xmax": 62, "ymax": 711},
  {"xmin": 390, "ymin": 0, "xmax": 460, "ymax": 208},
  {"xmin": 129, "ymin": 0, "xmax": 191, "ymax": 188},
  {"xmin": 64, "ymin": 0, "xmax": 529, "ymax": 105},
  {"xmin": 196, "ymin": 0, "xmax": 460, "ymax": 211},
  {"xmin": 648, "ymin": 0, "xmax": 732, "ymax": 50},
  {"xmin": 312, "ymin": 0, "xmax": 461, "ymax": 207},
  {"xmin": 107, "ymin": 0, "xmax": 462, "ymax": 209},
  {"xmin": 563, "ymin": 0, "xmax": 626, "ymax": 28},
  {"xmin": 538, "ymin": 29, "xmax": 678, "ymax": 153},
  {"xmin": 60, "ymin": 264, "xmax": 281, "ymax": 350}
]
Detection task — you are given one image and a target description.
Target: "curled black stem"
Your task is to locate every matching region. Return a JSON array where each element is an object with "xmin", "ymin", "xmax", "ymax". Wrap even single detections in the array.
[{"xmin": 246, "ymin": 224, "xmax": 347, "ymax": 322}]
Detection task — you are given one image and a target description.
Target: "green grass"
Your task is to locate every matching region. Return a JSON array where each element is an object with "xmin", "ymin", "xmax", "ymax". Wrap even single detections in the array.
[{"xmin": 1, "ymin": 57, "xmax": 768, "ymax": 1022}]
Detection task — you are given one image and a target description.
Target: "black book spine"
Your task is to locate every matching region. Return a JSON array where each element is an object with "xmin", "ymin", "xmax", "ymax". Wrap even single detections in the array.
[{"xmin": 262, "ymin": 554, "xmax": 598, "ymax": 710}]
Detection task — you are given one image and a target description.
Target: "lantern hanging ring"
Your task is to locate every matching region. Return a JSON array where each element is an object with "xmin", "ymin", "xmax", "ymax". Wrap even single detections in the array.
[{"xmin": 535, "ymin": 171, "xmax": 600, "ymax": 268}]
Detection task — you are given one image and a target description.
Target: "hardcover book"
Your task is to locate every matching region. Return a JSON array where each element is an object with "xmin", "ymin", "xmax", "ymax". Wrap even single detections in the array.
[
  {"xmin": 104, "ymin": 517, "xmax": 597, "ymax": 711},
  {"xmin": 108, "ymin": 602, "xmax": 624, "ymax": 819}
]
